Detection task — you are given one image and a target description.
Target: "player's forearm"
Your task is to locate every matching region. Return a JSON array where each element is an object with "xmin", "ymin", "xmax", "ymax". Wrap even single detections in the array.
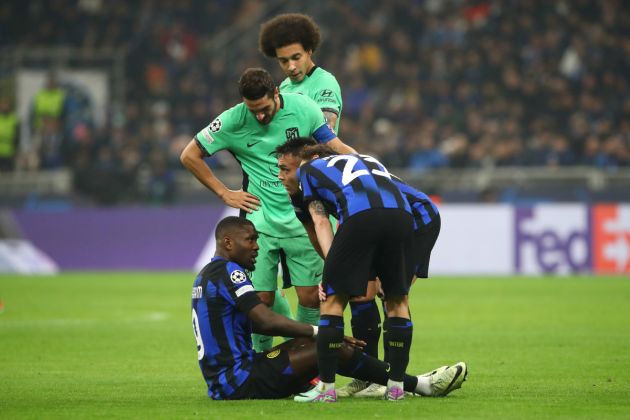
[
  {"xmin": 312, "ymin": 216, "xmax": 333, "ymax": 258},
  {"xmin": 303, "ymin": 220, "xmax": 325, "ymax": 259},
  {"xmin": 253, "ymin": 310, "xmax": 315, "ymax": 338},
  {"xmin": 180, "ymin": 141, "xmax": 229, "ymax": 198}
]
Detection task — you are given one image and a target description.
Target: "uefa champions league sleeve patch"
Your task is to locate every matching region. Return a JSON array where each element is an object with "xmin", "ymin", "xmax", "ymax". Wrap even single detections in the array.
[
  {"xmin": 209, "ymin": 117, "xmax": 222, "ymax": 132},
  {"xmin": 230, "ymin": 270, "xmax": 247, "ymax": 284}
]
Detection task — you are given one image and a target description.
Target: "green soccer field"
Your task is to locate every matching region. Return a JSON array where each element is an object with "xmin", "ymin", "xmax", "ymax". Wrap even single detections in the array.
[{"xmin": 1, "ymin": 273, "xmax": 629, "ymax": 419}]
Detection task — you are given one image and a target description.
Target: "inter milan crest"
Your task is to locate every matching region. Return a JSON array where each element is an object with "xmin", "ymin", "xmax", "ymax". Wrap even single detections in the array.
[
  {"xmin": 209, "ymin": 118, "xmax": 222, "ymax": 132},
  {"xmin": 230, "ymin": 270, "xmax": 247, "ymax": 284},
  {"xmin": 266, "ymin": 349, "xmax": 281, "ymax": 359},
  {"xmin": 285, "ymin": 127, "xmax": 299, "ymax": 140}
]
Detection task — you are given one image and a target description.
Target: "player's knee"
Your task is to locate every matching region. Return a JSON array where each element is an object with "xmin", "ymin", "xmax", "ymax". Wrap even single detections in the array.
[
  {"xmin": 384, "ymin": 295, "xmax": 409, "ymax": 317},
  {"xmin": 349, "ymin": 280, "xmax": 378, "ymax": 302},
  {"xmin": 295, "ymin": 286, "xmax": 319, "ymax": 308}
]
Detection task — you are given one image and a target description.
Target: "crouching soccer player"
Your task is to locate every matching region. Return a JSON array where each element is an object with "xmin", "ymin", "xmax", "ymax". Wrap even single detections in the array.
[
  {"xmin": 278, "ymin": 143, "xmax": 467, "ymax": 401},
  {"xmin": 276, "ymin": 138, "xmax": 450, "ymax": 398},
  {"xmin": 191, "ymin": 216, "xmax": 464, "ymax": 401}
]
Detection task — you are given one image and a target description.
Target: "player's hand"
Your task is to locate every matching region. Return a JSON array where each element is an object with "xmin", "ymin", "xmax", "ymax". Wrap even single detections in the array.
[
  {"xmin": 221, "ymin": 189, "xmax": 260, "ymax": 213},
  {"xmin": 318, "ymin": 282, "xmax": 327, "ymax": 302},
  {"xmin": 343, "ymin": 336, "xmax": 366, "ymax": 349},
  {"xmin": 375, "ymin": 278, "xmax": 385, "ymax": 299}
]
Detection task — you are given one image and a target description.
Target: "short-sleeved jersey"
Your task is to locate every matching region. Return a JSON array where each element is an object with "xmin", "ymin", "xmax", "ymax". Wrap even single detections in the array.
[
  {"xmin": 195, "ymin": 93, "xmax": 336, "ymax": 238},
  {"xmin": 191, "ymin": 256, "xmax": 262, "ymax": 400},
  {"xmin": 280, "ymin": 66, "xmax": 343, "ymax": 133},
  {"xmin": 297, "ymin": 154, "xmax": 412, "ymax": 224},
  {"xmin": 392, "ymin": 177, "xmax": 439, "ymax": 229}
]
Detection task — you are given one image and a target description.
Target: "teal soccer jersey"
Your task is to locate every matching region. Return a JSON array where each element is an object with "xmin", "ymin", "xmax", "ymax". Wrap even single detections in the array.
[
  {"xmin": 195, "ymin": 93, "xmax": 335, "ymax": 238},
  {"xmin": 279, "ymin": 66, "xmax": 342, "ymax": 133}
]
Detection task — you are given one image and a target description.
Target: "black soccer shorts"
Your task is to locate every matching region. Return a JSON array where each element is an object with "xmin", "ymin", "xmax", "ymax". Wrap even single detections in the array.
[
  {"xmin": 413, "ymin": 212, "xmax": 441, "ymax": 278},
  {"xmin": 228, "ymin": 349, "xmax": 310, "ymax": 400},
  {"xmin": 323, "ymin": 208, "xmax": 415, "ymax": 298}
]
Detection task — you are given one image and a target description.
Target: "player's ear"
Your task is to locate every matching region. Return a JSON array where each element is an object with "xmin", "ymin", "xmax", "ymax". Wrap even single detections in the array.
[{"xmin": 223, "ymin": 236, "xmax": 233, "ymax": 251}]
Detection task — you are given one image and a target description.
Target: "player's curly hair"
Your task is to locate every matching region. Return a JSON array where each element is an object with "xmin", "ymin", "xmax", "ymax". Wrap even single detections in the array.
[
  {"xmin": 299, "ymin": 144, "xmax": 336, "ymax": 161},
  {"xmin": 238, "ymin": 68, "xmax": 275, "ymax": 100},
  {"xmin": 259, "ymin": 13, "xmax": 321, "ymax": 58}
]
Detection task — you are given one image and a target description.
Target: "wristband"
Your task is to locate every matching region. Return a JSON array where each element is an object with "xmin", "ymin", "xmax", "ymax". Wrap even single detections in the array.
[{"xmin": 312, "ymin": 325, "xmax": 318, "ymax": 338}]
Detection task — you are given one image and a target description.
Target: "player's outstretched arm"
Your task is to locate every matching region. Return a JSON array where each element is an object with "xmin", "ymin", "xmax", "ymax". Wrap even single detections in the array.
[
  {"xmin": 180, "ymin": 139, "xmax": 260, "ymax": 213},
  {"xmin": 248, "ymin": 302, "xmax": 316, "ymax": 338}
]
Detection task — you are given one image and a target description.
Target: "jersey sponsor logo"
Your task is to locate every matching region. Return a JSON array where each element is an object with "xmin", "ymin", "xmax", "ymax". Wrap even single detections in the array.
[
  {"xmin": 266, "ymin": 349, "xmax": 281, "ymax": 359},
  {"xmin": 235, "ymin": 284, "xmax": 255, "ymax": 297},
  {"xmin": 247, "ymin": 140, "xmax": 262, "ymax": 148},
  {"xmin": 260, "ymin": 179, "xmax": 282, "ymax": 188},
  {"xmin": 230, "ymin": 270, "xmax": 247, "ymax": 284},
  {"xmin": 209, "ymin": 117, "xmax": 222, "ymax": 132},
  {"xmin": 319, "ymin": 89, "xmax": 334, "ymax": 98},
  {"xmin": 285, "ymin": 127, "xmax": 299, "ymax": 140}
]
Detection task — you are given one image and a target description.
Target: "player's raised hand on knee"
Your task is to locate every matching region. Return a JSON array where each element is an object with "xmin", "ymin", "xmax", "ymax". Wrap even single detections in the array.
[{"xmin": 221, "ymin": 189, "xmax": 260, "ymax": 213}]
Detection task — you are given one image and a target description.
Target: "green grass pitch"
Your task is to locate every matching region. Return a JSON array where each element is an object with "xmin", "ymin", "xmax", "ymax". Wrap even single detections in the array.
[{"xmin": 1, "ymin": 273, "xmax": 629, "ymax": 419}]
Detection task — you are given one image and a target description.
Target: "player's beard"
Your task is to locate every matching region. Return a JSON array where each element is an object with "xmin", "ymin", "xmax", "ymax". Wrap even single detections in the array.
[{"xmin": 259, "ymin": 99, "xmax": 278, "ymax": 125}]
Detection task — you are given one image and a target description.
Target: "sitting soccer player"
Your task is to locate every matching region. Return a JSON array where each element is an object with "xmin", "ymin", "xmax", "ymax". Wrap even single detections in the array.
[{"xmin": 191, "ymin": 216, "xmax": 464, "ymax": 401}]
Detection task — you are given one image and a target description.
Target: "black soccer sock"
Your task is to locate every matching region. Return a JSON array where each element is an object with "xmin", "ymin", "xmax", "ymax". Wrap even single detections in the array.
[
  {"xmin": 338, "ymin": 347, "xmax": 418, "ymax": 392},
  {"xmin": 350, "ymin": 300, "xmax": 381, "ymax": 358},
  {"xmin": 381, "ymin": 299, "xmax": 389, "ymax": 363},
  {"xmin": 317, "ymin": 315, "xmax": 344, "ymax": 384},
  {"xmin": 384, "ymin": 317, "xmax": 413, "ymax": 382}
]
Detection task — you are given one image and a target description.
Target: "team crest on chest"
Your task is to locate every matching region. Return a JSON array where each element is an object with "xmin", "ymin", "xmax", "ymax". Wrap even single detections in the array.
[
  {"xmin": 285, "ymin": 127, "xmax": 299, "ymax": 140},
  {"xmin": 230, "ymin": 270, "xmax": 247, "ymax": 284}
]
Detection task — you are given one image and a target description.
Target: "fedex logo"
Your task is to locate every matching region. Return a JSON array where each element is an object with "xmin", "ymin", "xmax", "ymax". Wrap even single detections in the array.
[
  {"xmin": 514, "ymin": 205, "xmax": 630, "ymax": 275},
  {"xmin": 514, "ymin": 206, "xmax": 591, "ymax": 274},
  {"xmin": 593, "ymin": 205, "xmax": 630, "ymax": 273}
]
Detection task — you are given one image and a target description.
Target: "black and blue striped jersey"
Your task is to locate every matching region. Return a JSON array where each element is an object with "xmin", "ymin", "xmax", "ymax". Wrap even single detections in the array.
[
  {"xmin": 297, "ymin": 154, "xmax": 412, "ymax": 224},
  {"xmin": 191, "ymin": 256, "xmax": 262, "ymax": 400},
  {"xmin": 392, "ymin": 177, "xmax": 439, "ymax": 229}
]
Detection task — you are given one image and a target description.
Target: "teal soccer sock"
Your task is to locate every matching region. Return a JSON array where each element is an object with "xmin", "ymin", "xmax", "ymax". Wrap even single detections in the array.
[{"xmin": 296, "ymin": 303, "xmax": 320, "ymax": 326}]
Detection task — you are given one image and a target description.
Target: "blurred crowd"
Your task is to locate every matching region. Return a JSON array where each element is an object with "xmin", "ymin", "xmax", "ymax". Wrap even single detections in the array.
[{"xmin": 1, "ymin": 0, "xmax": 629, "ymax": 204}]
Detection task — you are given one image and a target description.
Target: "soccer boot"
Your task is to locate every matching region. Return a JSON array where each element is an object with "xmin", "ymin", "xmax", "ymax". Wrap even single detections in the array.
[
  {"xmin": 419, "ymin": 365, "xmax": 449, "ymax": 378},
  {"xmin": 384, "ymin": 384, "xmax": 405, "ymax": 401},
  {"xmin": 426, "ymin": 362, "xmax": 468, "ymax": 397},
  {"xmin": 294, "ymin": 387, "xmax": 337, "ymax": 403},
  {"xmin": 353, "ymin": 382, "xmax": 387, "ymax": 398},
  {"xmin": 336, "ymin": 378, "xmax": 368, "ymax": 397},
  {"xmin": 293, "ymin": 386, "xmax": 321, "ymax": 402}
]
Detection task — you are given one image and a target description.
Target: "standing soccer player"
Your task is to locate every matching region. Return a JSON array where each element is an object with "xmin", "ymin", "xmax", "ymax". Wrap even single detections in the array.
[
  {"xmin": 259, "ymin": 13, "xmax": 342, "ymax": 134},
  {"xmin": 180, "ymin": 68, "xmax": 354, "ymax": 352},
  {"xmin": 260, "ymin": 15, "xmax": 385, "ymax": 397}
]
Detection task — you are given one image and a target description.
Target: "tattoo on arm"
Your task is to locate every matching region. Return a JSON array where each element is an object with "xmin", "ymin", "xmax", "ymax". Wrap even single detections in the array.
[
  {"xmin": 309, "ymin": 200, "xmax": 328, "ymax": 217},
  {"xmin": 323, "ymin": 111, "xmax": 338, "ymax": 131}
]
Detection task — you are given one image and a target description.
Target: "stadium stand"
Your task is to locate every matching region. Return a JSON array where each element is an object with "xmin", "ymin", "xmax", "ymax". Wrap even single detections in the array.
[{"xmin": 0, "ymin": 0, "xmax": 629, "ymax": 204}]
